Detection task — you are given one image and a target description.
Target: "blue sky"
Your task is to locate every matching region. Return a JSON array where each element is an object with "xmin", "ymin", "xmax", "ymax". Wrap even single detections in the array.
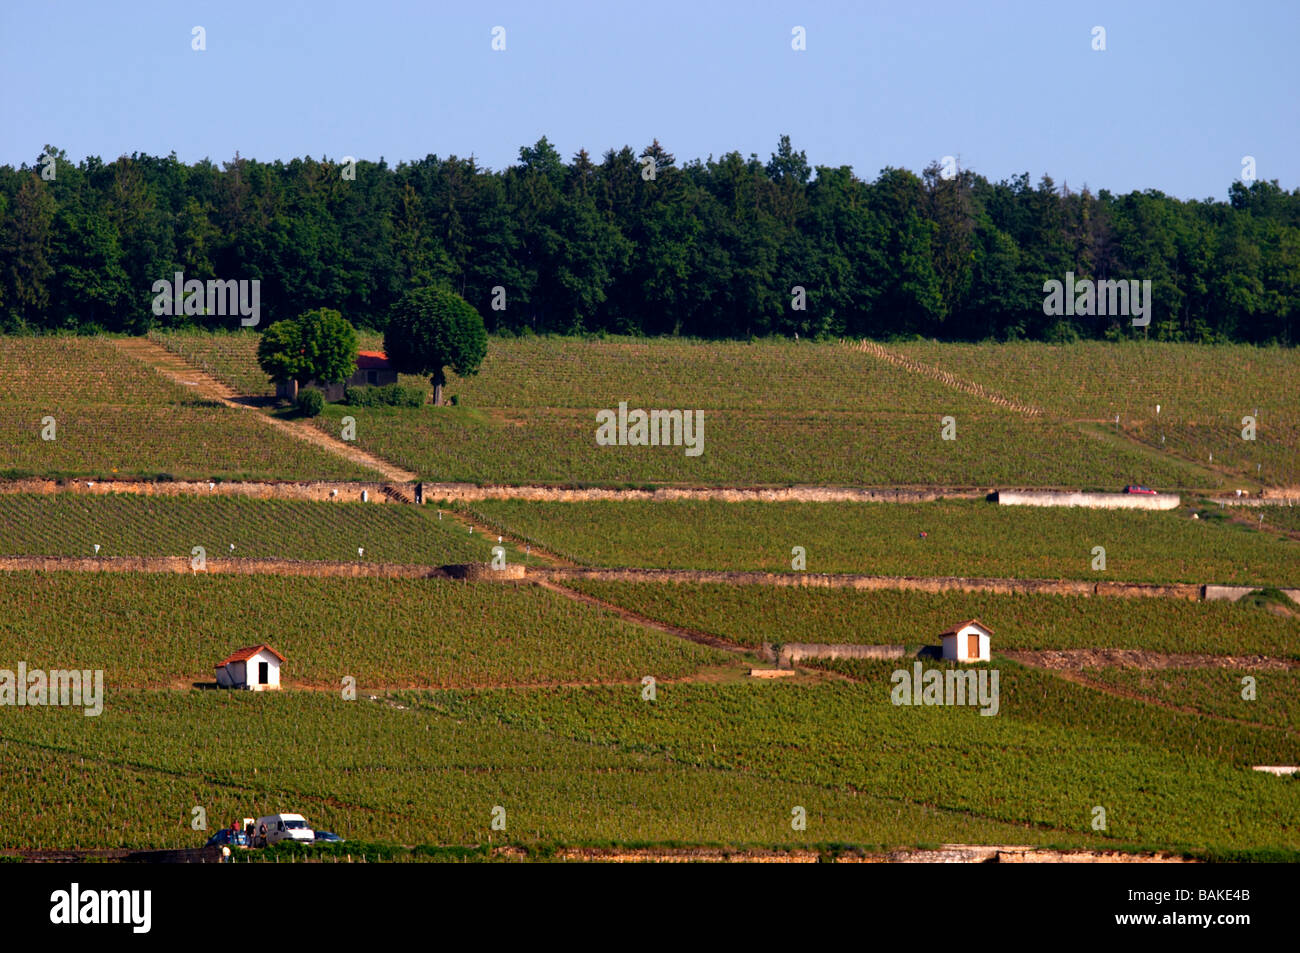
[{"xmin": 2, "ymin": 0, "xmax": 1295, "ymax": 200}]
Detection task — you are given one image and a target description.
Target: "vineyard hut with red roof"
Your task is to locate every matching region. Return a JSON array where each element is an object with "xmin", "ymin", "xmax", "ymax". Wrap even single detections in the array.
[{"xmin": 215, "ymin": 644, "xmax": 285, "ymax": 691}]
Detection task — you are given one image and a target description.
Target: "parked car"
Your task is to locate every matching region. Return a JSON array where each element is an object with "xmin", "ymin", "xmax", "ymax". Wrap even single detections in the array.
[
  {"xmin": 312, "ymin": 830, "xmax": 344, "ymax": 844},
  {"xmin": 206, "ymin": 828, "xmax": 250, "ymax": 849},
  {"xmin": 254, "ymin": 813, "xmax": 315, "ymax": 846},
  {"xmin": 1123, "ymin": 485, "xmax": 1158, "ymax": 495}
]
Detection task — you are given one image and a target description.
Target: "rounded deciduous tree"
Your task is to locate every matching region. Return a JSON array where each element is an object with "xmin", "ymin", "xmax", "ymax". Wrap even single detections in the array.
[
  {"xmin": 257, "ymin": 308, "xmax": 358, "ymax": 395},
  {"xmin": 256, "ymin": 317, "xmax": 303, "ymax": 386},
  {"xmin": 384, "ymin": 286, "xmax": 487, "ymax": 406}
]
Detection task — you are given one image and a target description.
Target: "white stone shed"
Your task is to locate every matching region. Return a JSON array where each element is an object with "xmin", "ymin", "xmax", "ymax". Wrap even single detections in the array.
[
  {"xmin": 215, "ymin": 644, "xmax": 285, "ymax": 691},
  {"xmin": 939, "ymin": 620, "xmax": 993, "ymax": 663}
]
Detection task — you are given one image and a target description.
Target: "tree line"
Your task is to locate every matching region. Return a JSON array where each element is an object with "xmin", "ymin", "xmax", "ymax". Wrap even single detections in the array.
[{"xmin": 1, "ymin": 137, "xmax": 1296, "ymax": 343}]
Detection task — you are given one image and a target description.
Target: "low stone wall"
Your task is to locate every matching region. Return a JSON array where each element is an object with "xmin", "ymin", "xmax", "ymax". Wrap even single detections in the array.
[
  {"xmin": 1203, "ymin": 585, "xmax": 1300, "ymax": 604},
  {"xmin": 444, "ymin": 562, "xmax": 527, "ymax": 580},
  {"xmin": 0, "ymin": 556, "xmax": 524, "ymax": 582},
  {"xmin": 0, "ymin": 478, "xmax": 417, "ymax": 504},
  {"xmin": 0, "ymin": 557, "xmax": 1282, "ymax": 600},
  {"xmin": 1210, "ymin": 492, "xmax": 1300, "ymax": 506},
  {"xmin": 0, "ymin": 555, "xmax": 445, "ymax": 579},
  {"xmin": 532, "ymin": 567, "xmax": 1204, "ymax": 600},
  {"xmin": 421, "ymin": 483, "xmax": 985, "ymax": 503},
  {"xmin": 996, "ymin": 490, "xmax": 1181, "ymax": 510},
  {"xmin": 779, "ymin": 643, "xmax": 906, "ymax": 668}
]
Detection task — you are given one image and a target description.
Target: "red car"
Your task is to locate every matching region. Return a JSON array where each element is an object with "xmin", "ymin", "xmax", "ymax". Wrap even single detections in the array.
[{"xmin": 1123, "ymin": 485, "xmax": 1158, "ymax": 495}]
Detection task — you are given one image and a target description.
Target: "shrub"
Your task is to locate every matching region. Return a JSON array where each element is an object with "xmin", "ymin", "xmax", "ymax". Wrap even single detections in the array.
[
  {"xmin": 343, "ymin": 383, "xmax": 426, "ymax": 408},
  {"xmin": 297, "ymin": 387, "xmax": 325, "ymax": 416}
]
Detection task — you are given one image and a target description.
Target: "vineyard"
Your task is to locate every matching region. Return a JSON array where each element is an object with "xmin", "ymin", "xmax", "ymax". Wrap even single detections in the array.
[
  {"xmin": 0, "ymin": 689, "xmax": 1065, "ymax": 851},
  {"xmin": 1077, "ymin": 668, "xmax": 1300, "ymax": 730},
  {"xmin": 561, "ymin": 580, "xmax": 1300, "ymax": 657},
  {"xmin": 889, "ymin": 341, "xmax": 1300, "ymax": 423},
  {"xmin": 427, "ymin": 675, "xmax": 1300, "ymax": 852},
  {"xmin": 147, "ymin": 332, "xmax": 1224, "ymax": 488},
  {"xmin": 0, "ymin": 494, "xmax": 505, "ymax": 565},
  {"xmin": 1261, "ymin": 506, "xmax": 1300, "ymax": 534},
  {"xmin": 0, "ymin": 337, "xmax": 374, "ymax": 481},
  {"xmin": 309, "ymin": 404, "xmax": 1211, "ymax": 487},
  {"xmin": 149, "ymin": 329, "xmax": 428, "ymax": 399},
  {"xmin": 891, "ymin": 341, "xmax": 1300, "ymax": 486},
  {"xmin": 0, "ymin": 338, "xmax": 188, "ymax": 405},
  {"xmin": 1124, "ymin": 419, "xmax": 1300, "ymax": 487},
  {"xmin": 152, "ymin": 332, "xmax": 994, "ymax": 413},
  {"xmin": 0, "ymin": 573, "xmax": 723, "ymax": 689},
  {"xmin": 2, "ymin": 330, "xmax": 1296, "ymax": 862},
  {"xmin": 465, "ymin": 498, "xmax": 1300, "ymax": 585},
  {"xmin": 1, "ymin": 405, "xmax": 375, "ymax": 481}
]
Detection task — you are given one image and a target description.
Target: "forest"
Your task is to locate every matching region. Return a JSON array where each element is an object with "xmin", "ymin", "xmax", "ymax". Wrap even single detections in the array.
[{"xmin": 1, "ymin": 136, "xmax": 1296, "ymax": 343}]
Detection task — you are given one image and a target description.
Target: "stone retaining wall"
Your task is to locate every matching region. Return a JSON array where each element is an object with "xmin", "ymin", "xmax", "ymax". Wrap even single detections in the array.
[
  {"xmin": 996, "ymin": 490, "xmax": 1181, "ymax": 510},
  {"xmin": 422, "ymin": 483, "xmax": 985, "ymax": 503},
  {"xmin": 0, "ymin": 478, "xmax": 416, "ymax": 504},
  {"xmin": 533, "ymin": 567, "xmax": 1205, "ymax": 600},
  {"xmin": 0, "ymin": 555, "xmax": 445, "ymax": 579},
  {"xmin": 779, "ymin": 643, "xmax": 906, "ymax": 668},
  {"xmin": 1203, "ymin": 585, "xmax": 1300, "ymax": 603}
]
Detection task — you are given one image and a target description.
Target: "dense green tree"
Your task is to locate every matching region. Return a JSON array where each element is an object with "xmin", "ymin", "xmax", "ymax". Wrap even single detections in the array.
[
  {"xmin": 384, "ymin": 286, "xmax": 487, "ymax": 405},
  {"xmin": 0, "ymin": 174, "xmax": 56, "ymax": 330},
  {"xmin": 0, "ymin": 138, "xmax": 1295, "ymax": 343},
  {"xmin": 256, "ymin": 307, "xmax": 358, "ymax": 391}
]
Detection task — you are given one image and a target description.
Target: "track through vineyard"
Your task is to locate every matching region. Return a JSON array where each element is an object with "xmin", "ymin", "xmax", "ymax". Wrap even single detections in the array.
[
  {"xmin": 536, "ymin": 579, "xmax": 751, "ymax": 654},
  {"xmin": 844, "ymin": 338, "xmax": 1046, "ymax": 417},
  {"xmin": 113, "ymin": 338, "xmax": 416, "ymax": 482},
  {"xmin": 1022, "ymin": 666, "xmax": 1300, "ymax": 736}
]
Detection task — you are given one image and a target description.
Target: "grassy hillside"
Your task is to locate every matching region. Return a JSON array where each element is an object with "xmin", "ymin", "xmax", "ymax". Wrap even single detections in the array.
[
  {"xmin": 0, "ymin": 689, "xmax": 1070, "ymax": 851},
  {"xmin": 430, "ymin": 674, "xmax": 1300, "ymax": 852},
  {"xmin": 151, "ymin": 332, "xmax": 1225, "ymax": 488},
  {"xmin": 562, "ymin": 580, "xmax": 1300, "ymax": 657},
  {"xmin": 467, "ymin": 498, "xmax": 1300, "ymax": 585},
  {"xmin": 0, "ymin": 494, "xmax": 513, "ymax": 565},
  {"xmin": 0, "ymin": 573, "xmax": 724, "ymax": 689},
  {"xmin": 892, "ymin": 341, "xmax": 1300, "ymax": 486},
  {"xmin": 0, "ymin": 337, "xmax": 374, "ymax": 481}
]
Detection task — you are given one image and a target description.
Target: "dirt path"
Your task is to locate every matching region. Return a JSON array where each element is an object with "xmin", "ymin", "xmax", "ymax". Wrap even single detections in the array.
[
  {"xmin": 1020, "ymin": 665, "xmax": 1300, "ymax": 737},
  {"xmin": 1002, "ymin": 649, "xmax": 1300, "ymax": 670},
  {"xmin": 844, "ymin": 339, "xmax": 1045, "ymax": 417},
  {"xmin": 531, "ymin": 566, "xmax": 1220, "ymax": 600},
  {"xmin": 113, "ymin": 337, "xmax": 416, "ymax": 483},
  {"xmin": 534, "ymin": 578, "xmax": 752, "ymax": 655}
]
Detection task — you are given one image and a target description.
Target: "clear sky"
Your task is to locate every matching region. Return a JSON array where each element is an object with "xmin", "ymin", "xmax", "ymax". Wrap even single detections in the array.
[{"xmin": 2, "ymin": 0, "xmax": 1295, "ymax": 200}]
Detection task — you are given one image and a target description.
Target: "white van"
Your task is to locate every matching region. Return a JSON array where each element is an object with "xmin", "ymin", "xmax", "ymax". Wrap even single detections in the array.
[{"xmin": 254, "ymin": 813, "xmax": 315, "ymax": 846}]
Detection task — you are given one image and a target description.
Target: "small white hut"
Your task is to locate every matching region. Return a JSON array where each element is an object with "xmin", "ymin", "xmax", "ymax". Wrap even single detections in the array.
[
  {"xmin": 215, "ymin": 645, "xmax": 285, "ymax": 691},
  {"xmin": 939, "ymin": 620, "xmax": 993, "ymax": 663}
]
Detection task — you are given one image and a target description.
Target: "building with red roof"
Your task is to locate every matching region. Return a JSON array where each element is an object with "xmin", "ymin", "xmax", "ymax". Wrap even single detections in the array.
[
  {"xmin": 275, "ymin": 351, "xmax": 399, "ymax": 402},
  {"xmin": 215, "ymin": 644, "xmax": 285, "ymax": 691}
]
